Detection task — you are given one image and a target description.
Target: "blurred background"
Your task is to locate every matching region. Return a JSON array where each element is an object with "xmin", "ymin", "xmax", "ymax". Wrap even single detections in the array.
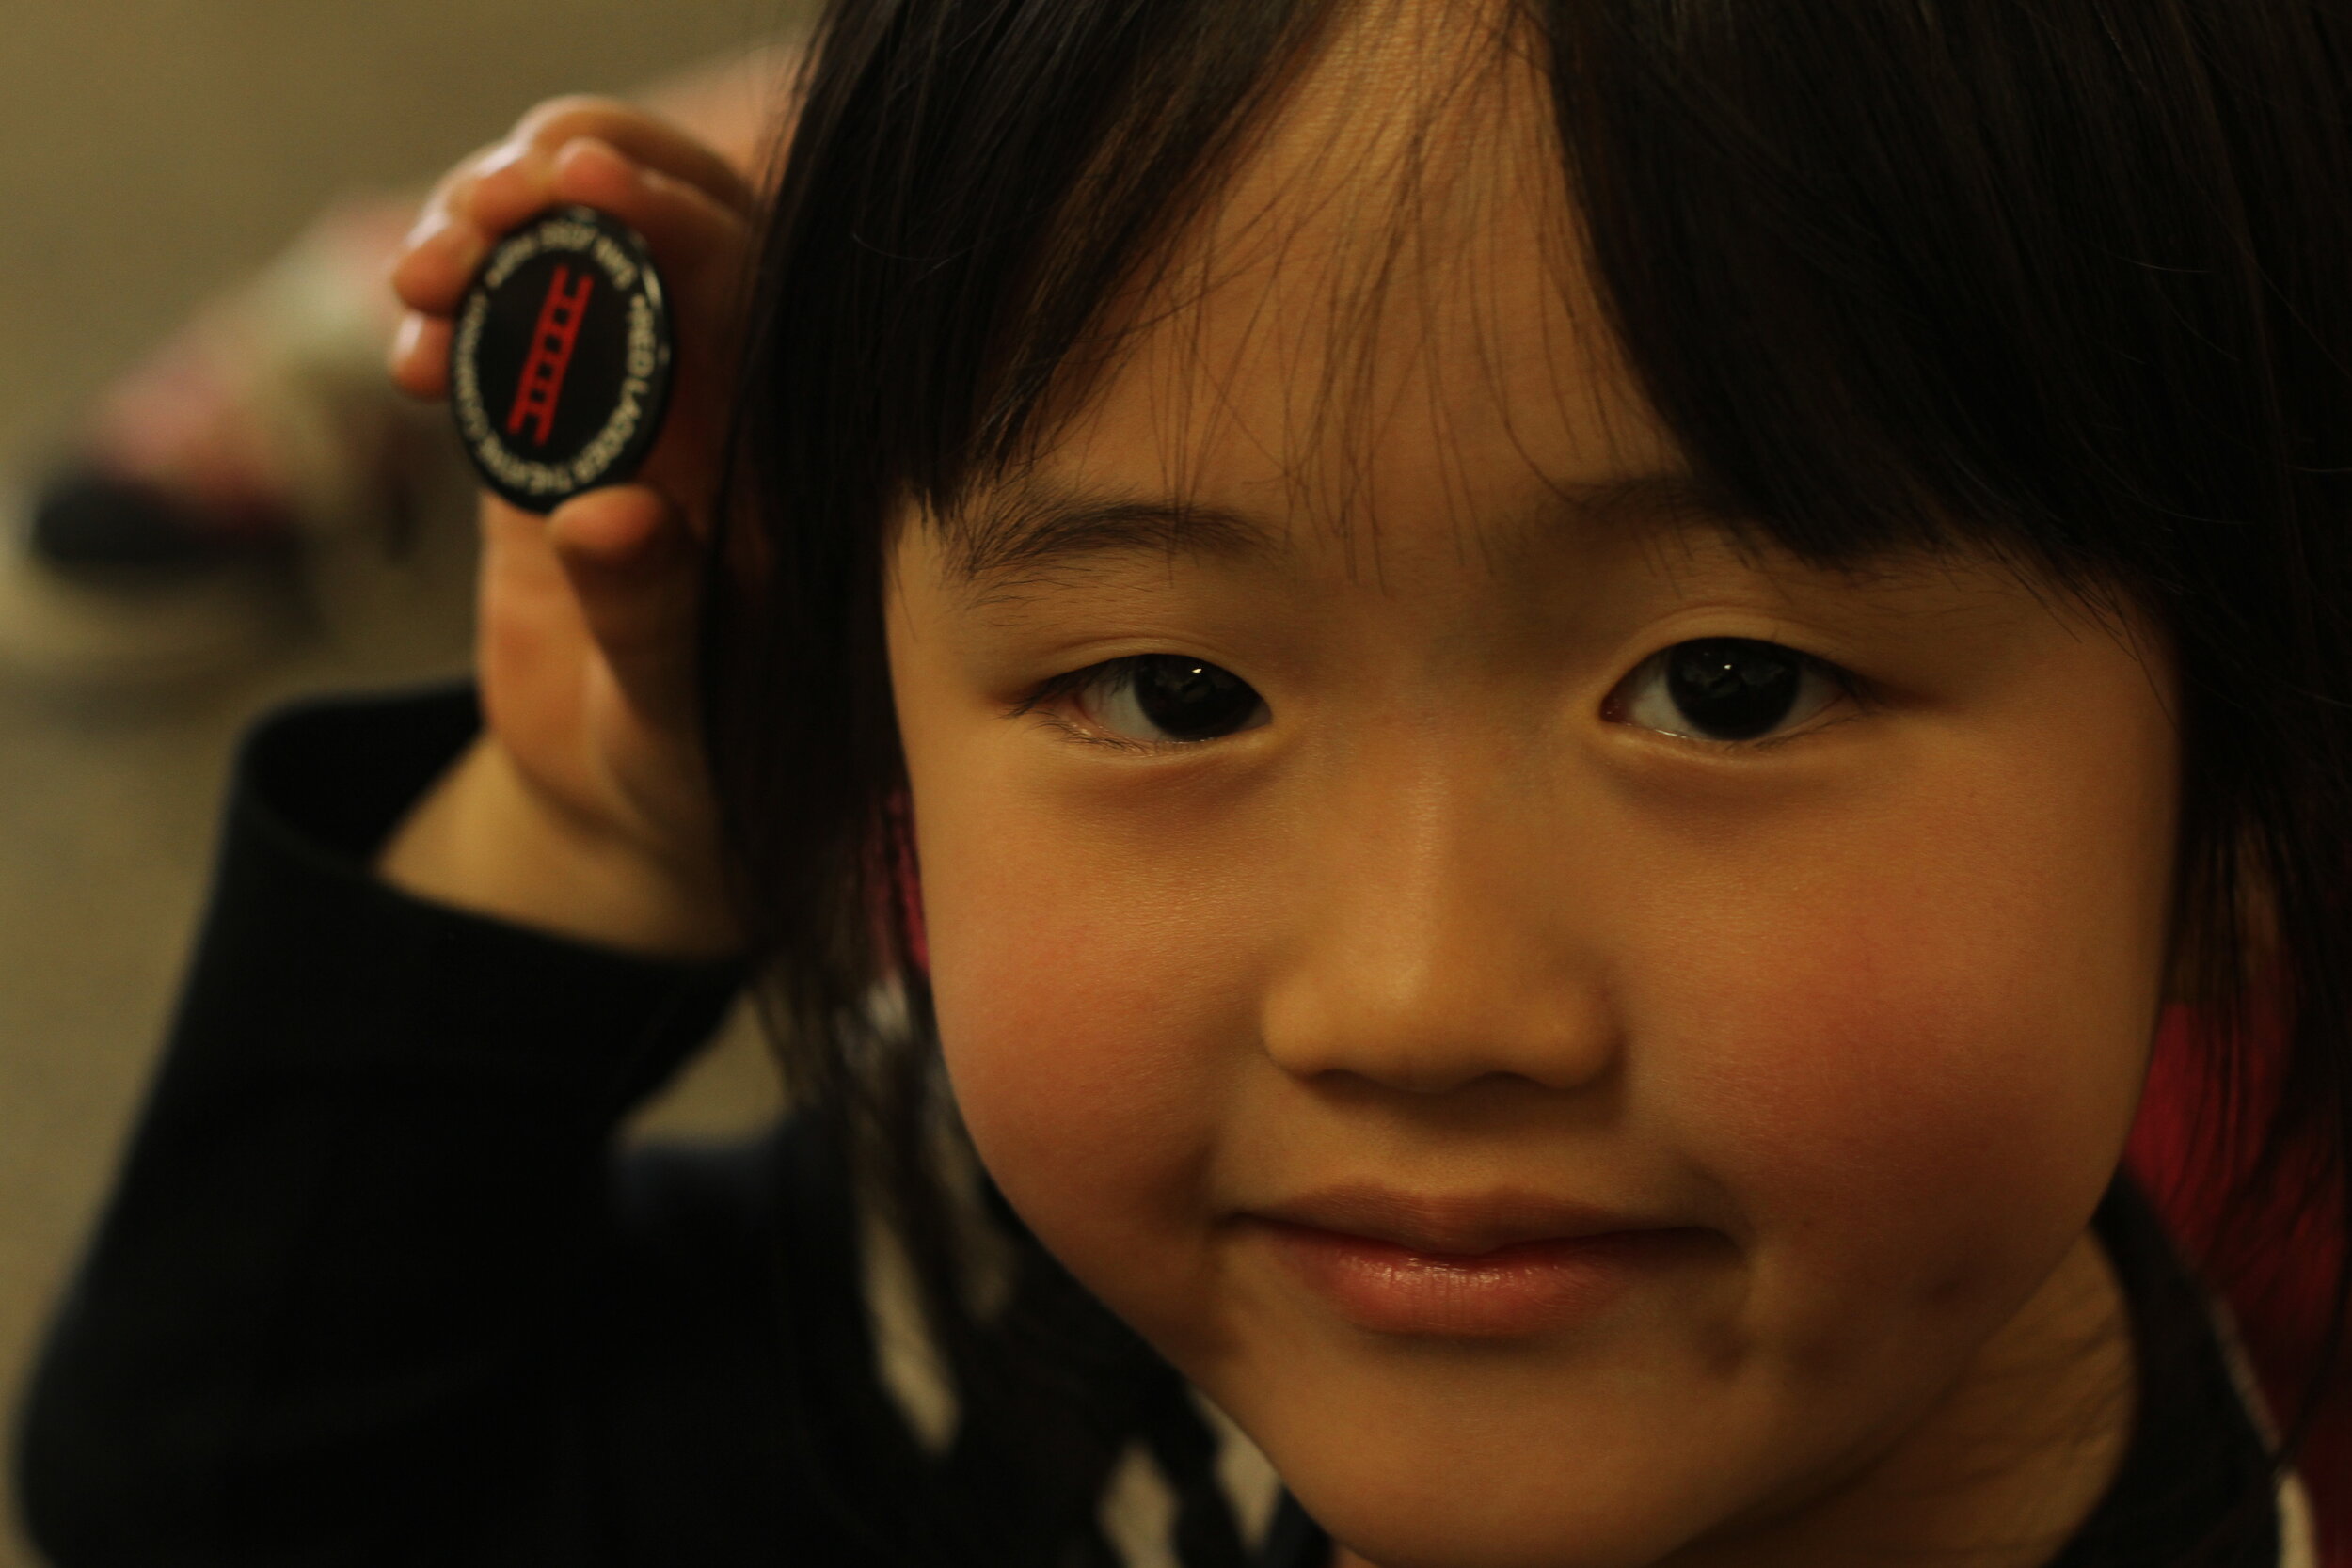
[{"xmin": 0, "ymin": 4, "xmax": 803, "ymax": 1559}]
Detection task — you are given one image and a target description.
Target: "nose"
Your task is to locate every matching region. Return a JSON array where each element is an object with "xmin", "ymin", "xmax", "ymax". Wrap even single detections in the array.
[{"xmin": 1256, "ymin": 758, "xmax": 1621, "ymax": 1097}]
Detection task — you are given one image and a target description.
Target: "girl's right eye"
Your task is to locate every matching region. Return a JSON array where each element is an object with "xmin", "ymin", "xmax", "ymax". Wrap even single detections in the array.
[{"xmin": 1013, "ymin": 655, "xmax": 1270, "ymax": 752}]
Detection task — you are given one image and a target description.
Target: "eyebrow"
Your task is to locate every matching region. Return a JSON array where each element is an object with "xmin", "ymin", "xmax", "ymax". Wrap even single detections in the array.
[{"xmin": 943, "ymin": 471, "xmax": 1745, "ymax": 591}]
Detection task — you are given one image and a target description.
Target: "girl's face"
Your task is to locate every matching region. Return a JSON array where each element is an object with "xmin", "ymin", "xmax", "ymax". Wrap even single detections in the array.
[{"xmin": 885, "ymin": 12, "xmax": 2178, "ymax": 1566}]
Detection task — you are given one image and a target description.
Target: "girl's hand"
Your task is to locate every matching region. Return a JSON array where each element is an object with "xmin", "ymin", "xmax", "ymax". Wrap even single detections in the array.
[{"xmin": 374, "ymin": 99, "xmax": 756, "ymax": 960}]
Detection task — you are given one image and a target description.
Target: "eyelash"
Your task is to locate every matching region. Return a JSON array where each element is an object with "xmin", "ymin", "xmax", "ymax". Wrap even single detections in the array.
[
  {"xmin": 1609, "ymin": 642, "xmax": 1872, "ymax": 753},
  {"xmin": 1009, "ymin": 642, "xmax": 1872, "ymax": 756},
  {"xmin": 1007, "ymin": 660, "xmax": 1204, "ymax": 756}
]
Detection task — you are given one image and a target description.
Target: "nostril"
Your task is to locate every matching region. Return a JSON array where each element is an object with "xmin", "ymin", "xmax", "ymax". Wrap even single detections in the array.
[{"xmin": 1261, "ymin": 973, "xmax": 1624, "ymax": 1098}]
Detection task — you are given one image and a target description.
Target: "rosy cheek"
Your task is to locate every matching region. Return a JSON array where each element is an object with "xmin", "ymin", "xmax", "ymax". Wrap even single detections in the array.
[
  {"xmin": 922, "ymin": 848, "xmax": 1221, "ymax": 1290},
  {"xmin": 1662, "ymin": 887, "xmax": 2140, "ymax": 1324}
]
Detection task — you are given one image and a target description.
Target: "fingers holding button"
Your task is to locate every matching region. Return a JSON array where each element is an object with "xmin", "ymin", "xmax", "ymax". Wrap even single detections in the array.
[{"xmin": 446, "ymin": 206, "xmax": 675, "ymax": 515}]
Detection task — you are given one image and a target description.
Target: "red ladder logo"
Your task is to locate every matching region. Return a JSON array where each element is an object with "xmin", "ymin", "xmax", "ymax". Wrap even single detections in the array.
[{"xmin": 505, "ymin": 263, "xmax": 596, "ymax": 447}]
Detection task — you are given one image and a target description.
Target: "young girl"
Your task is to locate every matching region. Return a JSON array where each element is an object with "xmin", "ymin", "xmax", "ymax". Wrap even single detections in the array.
[{"xmin": 15, "ymin": 0, "xmax": 2349, "ymax": 1563}]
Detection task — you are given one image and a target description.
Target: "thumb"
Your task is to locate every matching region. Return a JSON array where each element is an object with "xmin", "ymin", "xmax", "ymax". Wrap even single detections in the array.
[{"xmin": 547, "ymin": 483, "xmax": 702, "ymax": 730}]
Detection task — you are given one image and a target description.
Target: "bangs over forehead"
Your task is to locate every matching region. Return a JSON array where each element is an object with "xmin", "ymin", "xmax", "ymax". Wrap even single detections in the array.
[
  {"xmin": 939, "ymin": 0, "xmax": 1742, "ymax": 593},
  {"xmin": 758, "ymin": 0, "xmax": 2225, "ymax": 620}
]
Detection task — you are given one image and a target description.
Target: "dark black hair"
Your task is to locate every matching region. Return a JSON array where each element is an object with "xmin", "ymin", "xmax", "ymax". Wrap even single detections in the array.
[{"xmin": 705, "ymin": 1, "xmax": 2352, "ymax": 1561}]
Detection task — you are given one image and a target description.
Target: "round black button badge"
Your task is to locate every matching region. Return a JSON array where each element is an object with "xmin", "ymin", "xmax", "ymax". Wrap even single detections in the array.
[{"xmin": 450, "ymin": 205, "xmax": 675, "ymax": 514}]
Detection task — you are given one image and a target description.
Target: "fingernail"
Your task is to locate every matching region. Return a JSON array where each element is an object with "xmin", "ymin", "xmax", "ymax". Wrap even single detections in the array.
[
  {"xmin": 473, "ymin": 141, "xmax": 532, "ymax": 182},
  {"xmin": 556, "ymin": 135, "xmax": 638, "ymax": 186},
  {"xmin": 398, "ymin": 209, "xmax": 449, "ymax": 253},
  {"xmin": 389, "ymin": 311, "xmax": 425, "ymax": 371},
  {"xmin": 469, "ymin": 146, "xmax": 547, "ymax": 214},
  {"xmin": 393, "ymin": 217, "xmax": 477, "ymax": 285}
]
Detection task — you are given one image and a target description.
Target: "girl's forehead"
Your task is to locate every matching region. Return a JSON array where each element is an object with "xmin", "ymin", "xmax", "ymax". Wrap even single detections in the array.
[
  {"xmin": 1014, "ymin": 0, "xmax": 1680, "ymax": 561},
  {"xmin": 908, "ymin": 0, "xmax": 2147, "ymax": 668}
]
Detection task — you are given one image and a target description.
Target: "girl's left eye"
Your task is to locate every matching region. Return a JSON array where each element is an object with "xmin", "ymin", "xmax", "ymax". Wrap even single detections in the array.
[
  {"xmin": 1603, "ymin": 637, "xmax": 1864, "ymax": 747},
  {"xmin": 1014, "ymin": 654, "xmax": 1271, "ymax": 752}
]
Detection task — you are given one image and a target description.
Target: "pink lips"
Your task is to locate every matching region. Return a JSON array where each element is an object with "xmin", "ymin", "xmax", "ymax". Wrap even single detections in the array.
[{"xmin": 1248, "ymin": 1187, "xmax": 1705, "ymax": 1338}]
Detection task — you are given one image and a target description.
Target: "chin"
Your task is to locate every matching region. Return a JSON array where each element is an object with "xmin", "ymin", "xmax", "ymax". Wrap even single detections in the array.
[
  {"xmin": 1311, "ymin": 1502, "xmax": 1692, "ymax": 1568},
  {"xmin": 1263, "ymin": 1420, "xmax": 1739, "ymax": 1568}
]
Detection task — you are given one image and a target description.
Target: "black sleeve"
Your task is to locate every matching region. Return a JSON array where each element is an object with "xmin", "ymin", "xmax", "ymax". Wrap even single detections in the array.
[{"xmin": 8, "ymin": 685, "xmax": 884, "ymax": 1567}]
